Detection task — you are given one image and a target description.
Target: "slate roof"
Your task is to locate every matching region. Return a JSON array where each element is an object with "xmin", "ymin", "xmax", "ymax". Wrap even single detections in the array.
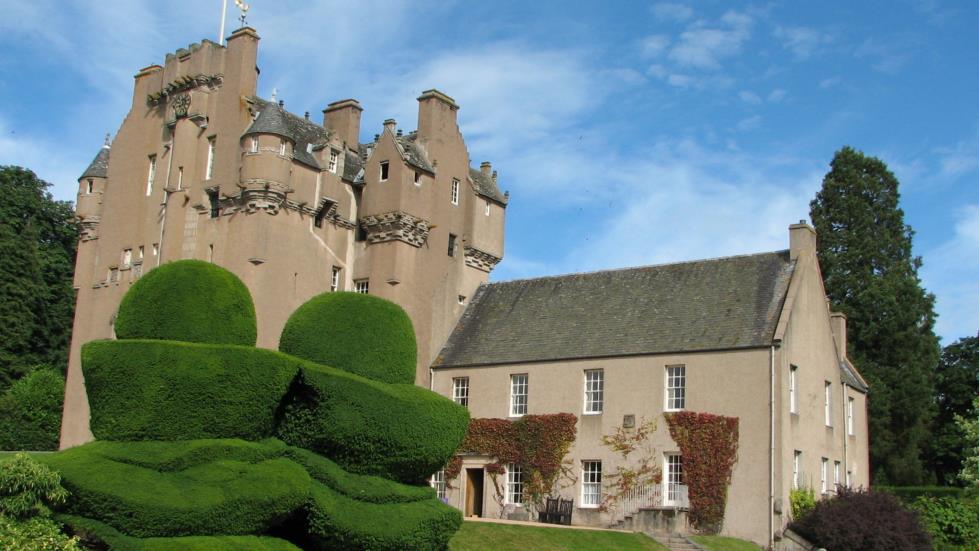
[
  {"xmin": 343, "ymin": 145, "xmax": 366, "ymax": 184},
  {"xmin": 840, "ymin": 359, "xmax": 869, "ymax": 393},
  {"xmin": 435, "ymin": 251, "xmax": 795, "ymax": 368},
  {"xmin": 395, "ymin": 133, "xmax": 435, "ymax": 174},
  {"xmin": 80, "ymin": 146, "xmax": 110, "ymax": 179},
  {"xmin": 469, "ymin": 168, "xmax": 508, "ymax": 205},
  {"xmin": 245, "ymin": 97, "xmax": 332, "ymax": 169}
]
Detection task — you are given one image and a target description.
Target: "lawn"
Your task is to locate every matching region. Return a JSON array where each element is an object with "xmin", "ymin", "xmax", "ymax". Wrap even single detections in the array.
[
  {"xmin": 448, "ymin": 521, "xmax": 668, "ymax": 551},
  {"xmin": 690, "ymin": 535, "xmax": 763, "ymax": 551}
]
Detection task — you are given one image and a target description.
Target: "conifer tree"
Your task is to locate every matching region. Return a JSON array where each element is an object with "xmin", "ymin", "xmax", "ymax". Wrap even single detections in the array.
[
  {"xmin": 810, "ymin": 146, "xmax": 940, "ymax": 485},
  {"xmin": 0, "ymin": 166, "xmax": 77, "ymax": 390},
  {"xmin": 930, "ymin": 334, "xmax": 979, "ymax": 485}
]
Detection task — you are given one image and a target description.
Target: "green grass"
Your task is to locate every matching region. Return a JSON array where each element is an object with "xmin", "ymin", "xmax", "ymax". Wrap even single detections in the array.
[
  {"xmin": 448, "ymin": 521, "xmax": 668, "ymax": 551},
  {"xmin": 690, "ymin": 535, "xmax": 763, "ymax": 551}
]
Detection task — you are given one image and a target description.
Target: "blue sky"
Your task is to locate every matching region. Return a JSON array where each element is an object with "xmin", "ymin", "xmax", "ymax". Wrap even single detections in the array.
[{"xmin": 1, "ymin": 1, "xmax": 976, "ymax": 343}]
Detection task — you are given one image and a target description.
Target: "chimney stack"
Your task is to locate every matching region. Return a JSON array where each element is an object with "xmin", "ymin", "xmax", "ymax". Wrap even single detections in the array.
[
  {"xmin": 789, "ymin": 220, "xmax": 816, "ymax": 261},
  {"xmin": 383, "ymin": 119, "xmax": 397, "ymax": 134},
  {"xmin": 417, "ymin": 89, "xmax": 459, "ymax": 141},
  {"xmin": 480, "ymin": 161, "xmax": 492, "ymax": 177},
  {"xmin": 830, "ymin": 312, "xmax": 848, "ymax": 360},
  {"xmin": 322, "ymin": 99, "xmax": 363, "ymax": 152}
]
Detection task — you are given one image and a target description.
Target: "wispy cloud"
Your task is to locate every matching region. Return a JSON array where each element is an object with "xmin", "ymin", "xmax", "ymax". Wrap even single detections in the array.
[
  {"xmin": 651, "ymin": 3, "xmax": 694, "ymax": 22},
  {"xmin": 922, "ymin": 204, "xmax": 979, "ymax": 341},
  {"xmin": 935, "ymin": 128, "xmax": 979, "ymax": 178},
  {"xmin": 668, "ymin": 11, "xmax": 753, "ymax": 70},
  {"xmin": 773, "ymin": 25, "xmax": 833, "ymax": 60},
  {"xmin": 640, "ymin": 35, "xmax": 671, "ymax": 58}
]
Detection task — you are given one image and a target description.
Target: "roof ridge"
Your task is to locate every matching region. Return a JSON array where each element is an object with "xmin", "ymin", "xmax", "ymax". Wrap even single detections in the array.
[{"xmin": 489, "ymin": 249, "xmax": 791, "ymax": 286}]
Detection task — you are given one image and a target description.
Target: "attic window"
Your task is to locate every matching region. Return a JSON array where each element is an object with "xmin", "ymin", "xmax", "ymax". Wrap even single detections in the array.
[
  {"xmin": 380, "ymin": 161, "xmax": 389, "ymax": 181},
  {"xmin": 329, "ymin": 149, "xmax": 339, "ymax": 173}
]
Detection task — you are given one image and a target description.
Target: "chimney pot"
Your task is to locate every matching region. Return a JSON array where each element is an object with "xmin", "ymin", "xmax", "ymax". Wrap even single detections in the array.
[
  {"xmin": 480, "ymin": 161, "xmax": 492, "ymax": 177},
  {"xmin": 374, "ymin": 134, "xmax": 380, "ymax": 142},
  {"xmin": 397, "ymin": 129, "xmax": 403, "ymax": 137},
  {"xmin": 492, "ymin": 170, "xmax": 498, "ymax": 183},
  {"xmin": 278, "ymin": 100, "xmax": 284, "ymax": 107},
  {"xmin": 383, "ymin": 119, "xmax": 397, "ymax": 134},
  {"xmin": 304, "ymin": 111, "xmax": 310, "ymax": 120}
]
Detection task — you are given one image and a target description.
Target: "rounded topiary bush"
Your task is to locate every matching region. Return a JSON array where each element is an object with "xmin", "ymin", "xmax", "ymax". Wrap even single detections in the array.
[
  {"xmin": 115, "ymin": 260, "xmax": 256, "ymax": 346},
  {"xmin": 279, "ymin": 293, "xmax": 415, "ymax": 384}
]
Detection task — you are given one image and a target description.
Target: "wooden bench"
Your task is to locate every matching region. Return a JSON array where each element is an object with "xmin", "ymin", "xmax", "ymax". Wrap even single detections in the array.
[{"xmin": 537, "ymin": 497, "xmax": 574, "ymax": 525}]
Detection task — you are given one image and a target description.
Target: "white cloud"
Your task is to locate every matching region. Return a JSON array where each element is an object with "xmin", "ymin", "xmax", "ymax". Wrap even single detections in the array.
[
  {"xmin": 922, "ymin": 204, "xmax": 979, "ymax": 341},
  {"xmin": 651, "ymin": 3, "xmax": 694, "ymax": 22},
  {"xmin": 819, "ymin": 76, "xmax": 841, "ymax": 89},
  {"xmin": 640, "ymin": 35, "xmax": 671, "ymax": 58},
  {"xmin": 773, "ymin": 25, "xmax": 832, "ymax": 60},
  {"xmin": 767, "ymin": 88, "xmax": 787, "ymax": 102},
  {"xmin": 856, "ymin": 38, "xmax": 913, "ymax": 74},
  {"xmin": 0, "ymin": 116, "xmax": 87, "ymax": 200},
  {"xmin": 739, "ymin": 90, "xmax": 762, "ymax": 104},
  {"xmin": 737, "ymin": 115, "xmax": 762, "ymax": 132},
  {"xmin": 667, "ymin": 11, "xmax": 752, "ymax": 70},
  {"xmin": 935, "ymin": 129, "xmax": 979, "ymax": 178}
]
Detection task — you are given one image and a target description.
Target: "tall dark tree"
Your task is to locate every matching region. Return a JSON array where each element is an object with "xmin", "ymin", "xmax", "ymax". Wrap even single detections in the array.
[
  {"xmin": 810, "ymin": 146, "xmax": 941, "ymax": 486},
  {"xmin": 0, "ymin": 166, "xmax": 77, "ymax": 390},
  {"xmin": 928, "ymin": 334, "xmax": 979, "ymax": 485}
]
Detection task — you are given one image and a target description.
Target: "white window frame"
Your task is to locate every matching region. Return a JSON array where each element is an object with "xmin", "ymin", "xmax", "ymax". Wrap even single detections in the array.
[
  {"xmin": 485, "ymin": 202, "xmax": 491, "ymax": 216},
  {"xmin": 664, "ymin": 453, "xmax": 684, "ymax": 505},
  {"xmin": 451, "ymin": 178, "xmax": 460, "ymax": 205},
  {"xmin": 379, "ymin": 161, "xmax": 389, "ymax": 181},
  {"xmin": 328, "ymin": 149, "xmax": 339, "ymax": 173},
  {"xmin": 793, "ymin": 450, "xmax": 801, "ymax": 490},
  {"xmin": 824, "ymin": 381, "xmax": 832, "ymax": 427},
  {"xmin": 847, "ymin": 397, "xmax": 854, "ymax": 435},
  {"xmin": 583, "ymin": 369, "xmax": 603, "ymax": 414},
  {"xmin": 250, "ymin": 137, "xmax": 259, "ymax": 153},
  {"xmin": 581, "ymin": 460, "xmax": 602, "ymax": 507},
  {"xmin": 146, "ymin": 155, "xmax": 156, "ymax": 196},
  {"xmin": 506, "ymin": 464, "xmax": 524, "ymax": 505},
  {"xmin": 354, "ymin": 279, "xmax": 369, "ymax": 294},
  {"xmin": 152, "ymin": 243, "xmax": 159, "ymax": 256},
  {"xmin": 509, "ymin": 374, "xmax": 528, "ymax": 417},
  {"xmin": 833, "ymin": 460, "xmax": 841, "ymax": 492},
  {"xmin": 820, "ymin": 457, "xmax": 828, "ymax": 494},
  {"xmin": 206, "ymin": 137, "xmax": 216, "ymax": 180},
  {"xmin": 665, "ymin": 365, "xmax": 686, "ymax": 411},
  {"xmin": 789, "ymin": 365, "xmax": 798, "ymax": 414},
  {"xmin": 453, "ymin": 377, "xmax": 469, "ymax": 407},
  {"xmin": 331, "ymin": 266, "xmax": 341, "ymax": 292},
  {"xmin": 430, "ymin": 470, "xmax": 447, "ymax": 501}
]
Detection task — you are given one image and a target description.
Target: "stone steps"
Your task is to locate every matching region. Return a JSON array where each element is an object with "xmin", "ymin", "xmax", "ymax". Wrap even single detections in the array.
[{"xmin": 652, "ymin": 534, "xmax": 700, "ymax": 551}]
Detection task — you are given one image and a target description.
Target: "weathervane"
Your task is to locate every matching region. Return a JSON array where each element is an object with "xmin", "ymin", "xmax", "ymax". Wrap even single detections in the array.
[{"xmin": 235, "ymin": 0, "xmax": 250, "ymax": 28}]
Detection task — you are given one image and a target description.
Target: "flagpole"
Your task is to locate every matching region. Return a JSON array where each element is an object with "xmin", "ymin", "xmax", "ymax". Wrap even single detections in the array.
[{"xmin": 219, "ymin": 0, "xmax": 228, "ymax": 45}]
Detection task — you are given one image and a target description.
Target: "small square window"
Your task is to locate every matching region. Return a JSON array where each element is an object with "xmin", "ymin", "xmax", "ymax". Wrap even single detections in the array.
[
  {"xmin": 380, "ymin": 161, "xmax": 389, "ymax": 181},
  {"xmin": 354, "ymin": 279, "xmax": 369, "ymax": 294}
]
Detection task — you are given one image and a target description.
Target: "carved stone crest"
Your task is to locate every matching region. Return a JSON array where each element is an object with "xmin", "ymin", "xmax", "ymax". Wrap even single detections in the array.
[{"xmin": 171, "ymin": 94, "xmax": 191, "ymax": 118}]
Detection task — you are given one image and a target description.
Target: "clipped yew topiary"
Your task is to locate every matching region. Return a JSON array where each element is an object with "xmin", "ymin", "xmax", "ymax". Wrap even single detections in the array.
[
  {"xmin": 115, "ymin": 260, "xmax": 256, "ymax": 346},
  {"xmin": 279, "ymin": 292, "xmax": 415, "ymax": 384}
]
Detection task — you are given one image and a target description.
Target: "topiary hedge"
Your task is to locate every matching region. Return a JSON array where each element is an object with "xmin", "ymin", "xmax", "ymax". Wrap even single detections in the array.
[
  {"xmin": 115, "ymin": 260, "xmax": 256, "ymax": 346},
  {"xmin": 58, "ymin": 515, "xmax": 300, "ymax": 551},
  {"xmin": 279, "ymin": 292, "xmax": 416, "ymax": 384},
  {"xmin": 275, "ymin": 361, "xmax": 469, "ymax": 484},
  {"xmin": 83, "ymin": 340, "xmax": 298, "ymax": 442},
  {"xmin": 0, "ymin": 369, "xmax": 64, "ymax": 451}
]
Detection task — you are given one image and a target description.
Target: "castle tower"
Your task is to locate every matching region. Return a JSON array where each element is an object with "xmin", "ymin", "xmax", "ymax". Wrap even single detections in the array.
[{"xmin": 61, "ymin": 29, "xmax": 507, "ymax": 448}]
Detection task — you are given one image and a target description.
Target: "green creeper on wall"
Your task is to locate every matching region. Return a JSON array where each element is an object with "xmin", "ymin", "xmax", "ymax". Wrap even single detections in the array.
[{"xmin": 42, "ymin": 260, "xmax": 469, "ymax": 550}]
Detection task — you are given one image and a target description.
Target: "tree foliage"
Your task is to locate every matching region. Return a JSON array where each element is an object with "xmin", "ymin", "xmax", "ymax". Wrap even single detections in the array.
[
  {"xmin": 0, "ymin": 166, "xmax": 77, "ymax": 390},
  {"xmin": 930, "ymin": 334, "xmax": 979, "ymax": 485},
  {"xmin": 957, "ymin": 397, "xmax": 979, "ymax": 487},
  {"xmin": 809, "ymin": 146, "xmax": 941, "ymax": 485}
]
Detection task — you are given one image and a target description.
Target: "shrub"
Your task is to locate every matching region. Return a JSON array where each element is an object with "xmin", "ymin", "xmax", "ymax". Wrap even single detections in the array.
[
  {"xmin": 306, "ymin": 482, "xmax": 461, "ymax": 550},
  {"xmin": 880, "ymin": 486, "xmax": 969, "ymax": 503},
  {"xmin": 115, "ymin": 260, "xmax": 256, "ymax": 346},
  {"xmin": 790, "ymin": 487, "xmax": 815, "ymax": 520},
  {"xmin": 42, "ymin": 443, "xmax": 310, "ymax": 537},
  {"xmin": 0, "ymin": 369, "xmax": 64, "ymax": 451},
  {"xmin": 279, "ymin": 292, "xmax": 415, "ymax": 384},
  {"xmin": 83, "ymin": 340, "xmax": 297, "ymax": 441},
  {"xmin": 59, "ymin": 514, "xmax": 299, "ymax": 550},
  {"xmin": 0, "ymin": 453, "xmax": 68, "ymax": 519},
  {"xmin": 910, "ymin": 496, "xmax": 979, "ymax": 548},
  {"xmin": 789, "ymin": 487, "xmax": 932, "ymax": 551},
  {"xmin": 276, "ymin": 361, "xmax": 469, "ymax": 484},
  {"xmin": 0, "ymin": 515, "xmax": 80, "ymax": 551}
]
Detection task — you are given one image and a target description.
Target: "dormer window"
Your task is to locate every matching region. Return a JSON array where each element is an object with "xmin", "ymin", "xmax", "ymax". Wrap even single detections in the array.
[
  {"xmin": 380, "ymin": 161, "xmax": 389, "ymax": 181},
  {"xmin": 329, "ymin": 149, "xmax": 339, "ymax": 173}
]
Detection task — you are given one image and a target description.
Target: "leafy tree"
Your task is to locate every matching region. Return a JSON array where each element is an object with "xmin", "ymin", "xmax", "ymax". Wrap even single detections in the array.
[
  {"xmin": 0, "ymin": 166, "xmax": 77, "ymax": 390},
  {"xmin": 958, "ymin": 397, "xmax": 979, "ymax": 486},
  {"xmin": 929, "ymin": 334, "xmax": 979, "ymax": 485},
  {"xmin": 810, "ymin": 146, "xmax": 941, "ymax": 485}
]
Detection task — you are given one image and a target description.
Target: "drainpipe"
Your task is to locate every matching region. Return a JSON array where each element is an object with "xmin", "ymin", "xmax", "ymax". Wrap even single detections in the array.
[
  {"xmin": 842, "ymin": 381, "xmax": 848, "ymax": 488},
  {"xmin": 158, "ymin": 138, "xmax": 175, "ymax": 266},
  {"xmin": 769, "ymin": 344, "xmax": 776, "ymax": 550}
]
